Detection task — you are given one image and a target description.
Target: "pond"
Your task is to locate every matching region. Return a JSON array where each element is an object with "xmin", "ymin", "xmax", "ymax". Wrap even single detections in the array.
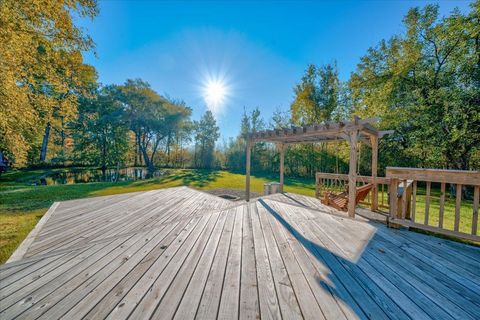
[{"xmin": 33, "ymin": 167, "xmax": 165, "ymax": 185}]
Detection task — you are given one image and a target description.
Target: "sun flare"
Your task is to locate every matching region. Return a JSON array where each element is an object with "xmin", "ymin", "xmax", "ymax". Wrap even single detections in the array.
[{"xmin": 203, "ymin": 79, "xmax": 227, "ymax": 111}]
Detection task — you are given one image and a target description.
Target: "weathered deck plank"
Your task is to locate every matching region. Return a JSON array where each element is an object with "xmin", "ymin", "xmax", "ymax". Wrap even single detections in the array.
[
  {"xmin": 217, "ymin": 206, "xmax": 243, "ymax": 320},
  {"xmin": 1, "ymin": 188, "xmax": 479, "ymax": 320},
  {"xmin": 249, "ymin": 202, "xmax": 282, "ymax": 320}
]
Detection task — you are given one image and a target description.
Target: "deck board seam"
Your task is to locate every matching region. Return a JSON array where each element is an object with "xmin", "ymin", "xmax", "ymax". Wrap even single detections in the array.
[
  {"xmin": 28, "ymin": 191, "xmax": 175, "ymax": 255},
  {"xmin": 73, "ymin": 217, "xmax": 192, "ymax": 319},
  {"xmin": 373, "ymin": 226, "xmax": 480, "ymax": 294},
  {"xmin": 20, "ymin": 229, "xmax": 166, "ymax": 319},
  {"xmin": 35, "ymin": 217, "xmax": 187, "ymax": 319},
  {"xmin": 255, "ymin": 203, "xmax": 285, "ymax": 320},
  {"xmin": 208, "ymin": 208, "xmax": 236, "ymax": 320},
  {"xmin": 98, "ymin": 213, "xmax": 206, "ymax": 319},
  {"xmin": 237, "ymin": 206, "xmax": 244, "ymax": 320},
  {"xmin": 277, "ymin": 201, "xmax": 368, "ymax": 319},
  {"xmin": 371, "ymin": 235, "xmax": 480, "ymax": 316},
  {"xmin": 261, "ymin": 201, "xmax": 312, "ymax": 319},
  {"xmin": 392, "ymin": 228, "xmax": 480, "ymax": 277},
  {"xmin": 171, "ymin": 210, "xmax": 230, "ymax": 319},
  {"xmin": 287, "ymin": 201, "xmax": 409, "ymax": 319},
  {"xmin": 144, "ymin": 210, "xmax": 223, "ymax": 319},
  {"xmin": 372, "ymin": 230, "xmax": 480, "ymax": 307},
  {"xmin": 189, "ymin": 209, "xmax": 235, "ymax": 319},
  {"xmin": 266, "ymin": 200, "xmax": 348, "ymax": 319},
  {"xmin": 0, "ymin": 237, "xmax": 131, "ymax": 315},
  {"xmin": 364, "ymin": 244, "xmax": 476, "ymax": 319},
  {"xmin": 306, "ymin": 215, "xmax": 426, "ymax": 319},
  {"xmin": 248, "ymin": 203, "xmax": 267, "ymax": 320},
  {"xmin": 6, "ymin": 202, "xmax": 59, "ymax": 263},
  {"xmin": 124, "ymin": 211, "xmax": 218, "ymax": 319}
]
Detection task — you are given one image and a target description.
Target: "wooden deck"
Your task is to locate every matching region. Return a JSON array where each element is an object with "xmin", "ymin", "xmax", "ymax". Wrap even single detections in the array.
[{"xmin": 1, "ymin": 186, "xmax": 479, "ymax": 319}]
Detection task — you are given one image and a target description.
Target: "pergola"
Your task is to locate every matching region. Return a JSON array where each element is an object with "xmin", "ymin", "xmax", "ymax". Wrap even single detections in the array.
[{"xmin": 245, "ymin": 117, "xmax": 393, "ymax": 217}]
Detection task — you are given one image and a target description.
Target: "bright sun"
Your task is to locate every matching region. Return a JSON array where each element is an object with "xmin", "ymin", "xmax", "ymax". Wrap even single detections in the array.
[{"xmin": 204, "ymin": 80, "xmax": 226, "ymax": 110}]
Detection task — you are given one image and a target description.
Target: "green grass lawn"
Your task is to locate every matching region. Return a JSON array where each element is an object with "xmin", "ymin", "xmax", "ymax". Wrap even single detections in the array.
[{"xmin": 0, "ymin": 168, "xmax": 315, "ymax": 263}]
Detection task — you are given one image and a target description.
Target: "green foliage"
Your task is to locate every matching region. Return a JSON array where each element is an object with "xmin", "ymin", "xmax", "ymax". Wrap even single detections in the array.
[
  {"xmin": 119, "ymin": 79, "xmax": 192, "ymax": 173},
  {"xmin": 291, "ymin": 63, "xmax": 344, "ymax": 125},
  {"xmin": 194, "ymin": 110, "xmax": 220, "ymax": 169},
  {"xmin": 73, "ymin": 85, "xmax": 129, "ymax": 170},
  {"xmin": 350, "ymin": 2, "xmax": 480, "ymax": 170},
  {"xmin": 0, "ymin": 0, "xmax": 98, "ymax": 166}
]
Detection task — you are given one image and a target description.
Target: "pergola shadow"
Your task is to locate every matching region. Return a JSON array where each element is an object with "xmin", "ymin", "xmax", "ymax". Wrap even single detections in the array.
[{"xmin": 258, "ymin": 198, "xmax": 385, "ymax": 318}]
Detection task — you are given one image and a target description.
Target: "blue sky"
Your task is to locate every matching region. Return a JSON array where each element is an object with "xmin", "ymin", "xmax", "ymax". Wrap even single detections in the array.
[{"xmin": 80, "ymin": 0, "xmax": 472, "ymax": 141}]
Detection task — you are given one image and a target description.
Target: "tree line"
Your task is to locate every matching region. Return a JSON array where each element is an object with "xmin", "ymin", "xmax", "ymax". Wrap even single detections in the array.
[
  {"xmin": 1, "ymin": 1, "xmax": 479, "ymax": 178},
  {"xmin": 223, "ymin": 2, "xmax": 480, "ymax": 177}
]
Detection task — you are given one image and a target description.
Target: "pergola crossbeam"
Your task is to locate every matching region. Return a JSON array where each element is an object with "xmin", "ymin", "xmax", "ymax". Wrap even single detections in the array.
[{"xmin": 248, "ymin": 117, "xmax": 381, "ymax": 143}]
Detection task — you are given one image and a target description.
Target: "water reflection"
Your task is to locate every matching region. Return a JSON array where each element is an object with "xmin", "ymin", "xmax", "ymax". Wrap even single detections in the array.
[{"xmin": 35, "ymin": 167, "xmax": 164, "ymax": 185}]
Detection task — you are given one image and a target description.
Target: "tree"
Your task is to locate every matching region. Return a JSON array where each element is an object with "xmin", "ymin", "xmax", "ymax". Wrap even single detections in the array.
[
  {"xmin": 0, "ymin": 0, "xmax": 98, "ymax": 166},
  {"xmin": 119, "ymin": 79, "xmax": 191, "ymax": 175},
  {"xmin": 350, "ymin": 2, "xmax": 480, "ymax": 170},
  {"xmin": 194, "ymin": 110, "xmax": 220, "ymax": 169},
  {"xmin": 269, "ymin": 108, "xmax": 291, "ymax": 129},
  {"xmin": 73, "ymin": 85, "xmax": 129, "ymax": 178},
  {"xmin": 290, "ymin": 63, "xmax": 340, "ymax": 125}
]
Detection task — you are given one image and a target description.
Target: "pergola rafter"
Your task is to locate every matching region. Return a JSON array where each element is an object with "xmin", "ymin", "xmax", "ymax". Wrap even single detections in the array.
[{"xmin": 245, "ymin": 116, "xmax": 392, "ymax": 217}]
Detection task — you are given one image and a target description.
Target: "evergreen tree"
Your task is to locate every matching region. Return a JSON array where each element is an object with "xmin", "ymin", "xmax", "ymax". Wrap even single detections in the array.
[{"xmin": 194, "ymin": 111, "xmax": 220, "ymax": 169}]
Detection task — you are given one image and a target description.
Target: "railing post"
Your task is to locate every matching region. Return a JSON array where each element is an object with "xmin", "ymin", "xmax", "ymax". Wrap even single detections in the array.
[
  {"xmin": 473, "ymin": 186, "xmax": 479, "ymax": 236},
  {"xmin": 315, "ymin": 173, "xmax": 321, "ymax": 199},
  {"xmin": 370, "ymin": 135, "xmax": 378, "ymax": 211},
  {"xmin": 347, "ymin": 130, "xmax": 358, "ymax": 218},
  {"xmin": 279, "ymin": 143, "xmax": 285, "ymax": 193},
  {"xmin": 389, "ymin": 177, "xmax": 399, "ymax": 228},
  {"xmin": 245, "ymin": 139, "xmax": 251, "ymax": 202}
]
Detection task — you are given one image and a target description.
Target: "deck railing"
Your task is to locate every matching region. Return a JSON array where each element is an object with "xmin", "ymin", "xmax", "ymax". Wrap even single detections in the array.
[
  {"xmin": 386, "ymin": 167, "xmax": 480, "ymax": 242},
  {"xmin": 315, "ymin": 172, "xmax": 391, "ymax": 212}
]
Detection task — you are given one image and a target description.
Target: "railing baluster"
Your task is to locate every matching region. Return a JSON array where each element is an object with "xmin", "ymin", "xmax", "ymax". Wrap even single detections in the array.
[
  {"xmin": 411, "ymin": 180, "xmax": 417, "ymax": 223},
  {"xmin": 425, "ymin": 181, "xmax": 431, "ymax": 226},
  {"xmin": 389, "ymin": 178, "xmax": 398, "ymax": 222},
  {"xmin": 473, "ymin": 186, "xmax": 479, "ymax": 236},
  {"xmin": 381, "ymin": 183, "xmax": 385, "ymax": 206},
  {"xmin": 454, "ymin": 184, "xmax": 462, "ymax": 232},
  {"xmin": 439, "ymin": 182, "xmax": 445, "ymax": 228},
  {"xmin": 401, "ymin": 179, "xmax": 407, "ymax": 219}
]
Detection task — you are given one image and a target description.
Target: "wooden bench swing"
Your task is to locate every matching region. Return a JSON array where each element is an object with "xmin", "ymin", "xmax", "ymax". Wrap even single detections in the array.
[{"xmin": 322, "ymin": 183, "xmax": 373, "ymax": 212}]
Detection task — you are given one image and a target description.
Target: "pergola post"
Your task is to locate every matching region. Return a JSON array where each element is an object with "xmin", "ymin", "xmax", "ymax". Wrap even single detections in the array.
[
  {"xmin": 246, "ymin": 139, "xmax": 252, "ymax": 202},
  {"xmin": 371, "ymin": 135, "xmax": 378, "ymax": 211},
  {"xmin": 279, "ymin": 143, "xmax": 285, "ymax": 192},
  {"xmin": 348, "ymin": 130, "xmax": 358, "ymax": 218}
]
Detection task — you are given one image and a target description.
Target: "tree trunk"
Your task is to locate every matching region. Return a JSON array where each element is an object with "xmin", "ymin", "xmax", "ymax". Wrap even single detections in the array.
[
  {"xmin": 40, "ymin": 122, "xmax": 51, "ymax": 162},
  {"xmin": 140, "ymin": 146, "xmax": 154, "ymax": 177},
  {"xmin": 166, "ymin": 133, "xmax": 171, "ymax": 167},
  {"xmin": 60, "ymin": 116, "xmax": 65, "ymax": 164},
  {"xmin": 101, "ymin": 135, "xmax": 107, "ymax": 181},
  {"xmin": 134, "ymin": 137, "xmax": 139, "ymax": 167}
]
